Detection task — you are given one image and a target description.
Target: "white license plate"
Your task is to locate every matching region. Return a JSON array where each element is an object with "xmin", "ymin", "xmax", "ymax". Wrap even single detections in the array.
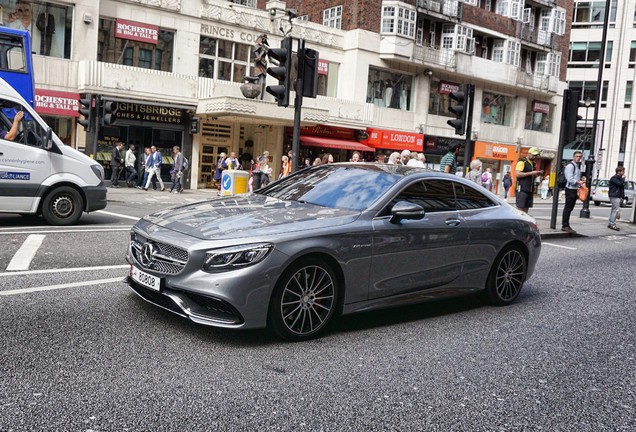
[
  {"xmin": 601, "ymin": 190, "xmax": 608, "ymax": 195},
  {"xmin": 131, "ymin": 266, "xmax": 161, "ymax": 291}
]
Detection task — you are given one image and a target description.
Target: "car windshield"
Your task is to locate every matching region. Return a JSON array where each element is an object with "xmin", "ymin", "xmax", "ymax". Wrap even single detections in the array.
[
  {"xmin": 597, "ymin": 180, "xmax": 609, "ymax": 187},
  {"xmin": 257, "ymin": 164, "xmax": 403, "ymax": 211}
]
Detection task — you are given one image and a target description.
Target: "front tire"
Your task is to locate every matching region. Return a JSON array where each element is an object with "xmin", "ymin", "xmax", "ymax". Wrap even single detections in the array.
[
  {"xmin": 268, "ymin": 258, "xmax": 339, "ymax": 341},
  {"xmin": 594, "ymin": 200, "xmax": 600, "ymax": 207},
  {"xmin": 42, "ymin": 187, "xmax": 83, "ymax": 226},
  {"xmin": 485, "ymin": 246, "xmax": 527, "ymax": 306}
]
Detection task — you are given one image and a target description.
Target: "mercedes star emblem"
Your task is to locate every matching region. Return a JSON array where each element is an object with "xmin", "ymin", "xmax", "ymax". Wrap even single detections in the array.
[{"xmin": 140, "ymin": 242, "xmax": 158, "ymax": 267}]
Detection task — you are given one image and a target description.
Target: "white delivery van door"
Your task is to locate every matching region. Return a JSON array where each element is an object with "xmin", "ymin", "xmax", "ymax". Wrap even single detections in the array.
[{"xmin": 0, "ymin": 104, "xmax": 52, "ymax": 213}]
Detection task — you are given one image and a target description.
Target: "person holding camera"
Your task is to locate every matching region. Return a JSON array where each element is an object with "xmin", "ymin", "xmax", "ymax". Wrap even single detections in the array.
[
  {"xmin": 515, "ymin": 147, "xmax": 543, "ymax": 213},
  {"xmin": 608, "ymin": 166, "xmax": 627, "ymax": 231}
]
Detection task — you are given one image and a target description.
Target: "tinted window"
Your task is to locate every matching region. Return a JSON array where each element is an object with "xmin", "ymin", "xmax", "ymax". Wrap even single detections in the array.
[
  {"xmin": 384, "ymin": 179, "xmax": 456, "ymax": 214},
  {"xmin": 258, "ymin": 165, "xmax": 401, "ymax": 211},
  {"xmin": 454, "ymin": 182, "xmax": 498, "ymax": 209}
]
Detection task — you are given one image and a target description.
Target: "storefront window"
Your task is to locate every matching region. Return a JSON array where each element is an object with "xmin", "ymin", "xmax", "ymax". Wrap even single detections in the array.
[
  {"xmin": 199, "ymin": 36, "xmax": 251, "ymax": 83},
  {"xmin": 525, "ymin": 100, "xmax": 554, "ymax": 133},
  {"xmin": 481, "ymin": 92, "xmax": 514, "ymax": 126},
  {"xmin": 41, "ymin": 115, "xmax": 72, "ymax": 145},
  {"xmin": 98, "ymin": 18, "xmax": 174, "ymax": 72},
  {"xmin": 429, "ymin": 79, "xmax": 460, "ymax": 117},
  {"xmin": 367, "ymin": 67, "xmax": 413, "ymax": 111},
  {"xmin": 1, "ymin": 0, "xmax": 72, "ymax": 58}
]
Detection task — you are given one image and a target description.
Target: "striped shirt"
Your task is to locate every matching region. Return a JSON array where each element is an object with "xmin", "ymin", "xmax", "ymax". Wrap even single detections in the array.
[{"xmin": 439, "ymin": 151, "xmax": 456, "ymax": 173}]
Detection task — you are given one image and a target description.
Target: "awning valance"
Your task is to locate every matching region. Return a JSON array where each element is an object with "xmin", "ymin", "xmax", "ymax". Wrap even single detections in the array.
[{"xmin": 300, "ymin": 135, "xmax": 375, "ymax": 152}]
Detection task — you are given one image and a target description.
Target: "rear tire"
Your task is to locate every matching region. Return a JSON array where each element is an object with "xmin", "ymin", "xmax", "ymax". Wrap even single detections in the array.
[
  {"xmin": 268, "ymin": 258, "xmax": 339, "ymax": 341},
  {"xmin": 594, "ymin": 201, "xmax": 600, "ymax": 207},
  {"xmin": 42, "ymin": 187, "xmax": 83, "ymax": 226},
  {"xmin": 485, "ymin": 246, "xmax": 527, "ymax": 306}
]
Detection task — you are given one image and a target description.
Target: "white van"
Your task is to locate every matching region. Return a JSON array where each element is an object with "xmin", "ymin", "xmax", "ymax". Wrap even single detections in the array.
[{"xmin": 0, "ymin": 79, "xmax": 107, "ymax": 225}]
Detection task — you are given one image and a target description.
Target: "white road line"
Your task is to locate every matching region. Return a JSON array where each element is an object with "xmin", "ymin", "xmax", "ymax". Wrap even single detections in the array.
[
  {"xmin": 542, "ymin": 242, "xmax": 577, "ymax": 250},
  {"xmin": 0, "ymin": 277, "xmax": 123, "ymax": 296},
  {"xmin": 0, "ymin": 228, "xmax": 130, "ymax": 235},
  {"xmin": 0, "ymin": 264, "xmax": 129, "ymax": 277},
  {"xmin": 6, "ymin": 235, "xmax": 46, "ymax": 271},
  {"xmin": 96, "ymin": 210, "xmax": 141, "ymax": 221}
]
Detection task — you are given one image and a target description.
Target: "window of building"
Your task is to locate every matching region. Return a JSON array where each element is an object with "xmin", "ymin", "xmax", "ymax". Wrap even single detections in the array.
[
  {"xmin": 539, "ymin": 8, "xmax": 566, "ymax": 35},
  {"xmin": 1, "ymin": 0, "xmax": 72, "ymax": 59},
  {"xmin": 496, "ymin": 0, "xmax": 523, "ymax": 20},
  {"xmin": 198, "ymin": 36, "xmax": 251, "ymax": 83},
  {"xmin": 568, "ymin": 41, "xmax": 612, "ymax": 68},
  {"xmin": 381, "ymin": 3, "xmax": 416, "ymax": 38},
  {"xmin": 619, "ymin": 120, "xmax": 628, "ymax": 154},
  {"xmin": 323, "ymin": 6, "xmax": 342, "ymax": 29},
  {"xmin": 367, "ymin": 67, "xmax": 413, "ymax": 111},
  {"xmin": 568, "ymin": 80, "xmax": 610, "ymax": 107},
  {"xmin": 492, "ymin": 40, "xmax": 520, "ymax": 67},
  {"xmin": 573, "ymin": 0, "xmax": 617, "ymax": 28},
  {"xmin": 98, "ymin": 18, "xmax": 174, "ymax": 72},
  {"xmin": 228, "ymin": 0, "xmax": 256, "ymax": 7},
  {"xmin": 481, "ymin": 92, "xmax": 514, "ymax": 126},
  {"xmin": 429, "ymin": 80, "xmax": 461, "ymax": 117},
  {"xmin": 536, "ymin": 52, "xmax": 561, "ymax": 77},
  {"xmin": 441, "ymin": 24, "xmax": 474, "ymax": 54},
  {"xmin": 626, "ymin": 81, "xmax": 633, "ymax": 106},
  {"xmin": 525, "ymin": 100, "xmax": 554, "ymax": 133},
  {"xmin": 630, "ymin": 41, "xmax": 636, "ymax": 68},
  {"xmin": 317, "ymin": 61, "xmax": 338, "ymax": 98}
]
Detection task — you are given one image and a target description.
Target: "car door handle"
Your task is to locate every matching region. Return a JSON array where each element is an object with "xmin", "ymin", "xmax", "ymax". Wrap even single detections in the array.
[{"xmin": 445, "ymin": 218, "xmax": 461, "ymax": 227}]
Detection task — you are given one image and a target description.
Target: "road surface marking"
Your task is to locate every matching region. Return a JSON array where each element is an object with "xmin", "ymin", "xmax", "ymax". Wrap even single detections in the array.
[
  {"xmin": 0, "ymin": 228, "xmax": 130, "ymax": 236},
  {"xmin": 0, "ymin": 277, "xmax": 123, "ymax": 296},
  {"xmin": 96, "ymin": 210, "xmax": 141, "ymax": 221},
  {"xmin": 6, "ymin": 235, "xmax": 45, "ymax": 271},
  {"xmin": 542, "ymin": 242, "xmax": 577, "ymax": 250},
  {"xmin": 0, "ymin": 264, "xmax": 129, "ymax": 277}
]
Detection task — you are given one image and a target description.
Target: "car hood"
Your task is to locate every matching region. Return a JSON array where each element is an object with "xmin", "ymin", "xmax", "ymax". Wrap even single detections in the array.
[{"xmin": 143, "ymin": 194, "xmax": 360, "ymax": 240}]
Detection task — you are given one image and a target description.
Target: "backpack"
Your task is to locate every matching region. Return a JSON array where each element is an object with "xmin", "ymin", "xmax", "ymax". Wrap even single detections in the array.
[
  {"xmin": 481, "ymin": 172, "xmax": 489, "ymax": 184},
  {"xmin": 556, "ymin": 162, "xmax": 572, "ymax": 189},
  {"xmin": 182, "ymin": 156, "xmax": 189, "ymax": 171}
]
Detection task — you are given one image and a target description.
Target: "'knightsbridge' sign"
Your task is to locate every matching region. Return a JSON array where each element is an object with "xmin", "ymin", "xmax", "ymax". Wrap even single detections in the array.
[{"xmin": 115, "ymin": 103, "xmax": 187, "ymax": 124}]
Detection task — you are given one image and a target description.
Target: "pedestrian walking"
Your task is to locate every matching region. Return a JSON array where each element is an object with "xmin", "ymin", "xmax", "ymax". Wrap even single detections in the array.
[
  {"xmin": 143, "ymin": 145, "xmax": 165, "ymax": 191},
  {"xmin": 279, "ymin": 155, "xmax": 291, "ymax": 179},
  {"xmin": 169, "ymin": 146, "xmax": 185, "ymax": 193},
  {"xmin": 608, "ymin": 166, "xmax": 626, "ymax": 231},
  {"xmin": 502, "ymin": 171, "xmax": 512, "ymax": 199},
  {"xmin": 481, "ymin": 167, "xmax": 493, "ymax": 190},
  {"xmin": 124, "ymin": 144, "xmax": 138, "ymax": 188},
  {"xmin": 515, "ymin": 147, "xmax": 543, "ymax": 213},
  {"xmin": 439, "ymin": 144, "xmax": 460, "ymax": 173},
  {"xmin": 561, "ymin": 151, "xmax": 584, "ymax": 234},
  {"xmin": 467, "ymin": 159, "xmax": 483, "ymax": 185},
  {"xmin": 110, "ymin": 143, "xmax": 123, "ymax": 187},
  {"xmin": 214, "ymin": 152, "xmax": 227, "ymax": 195},
  {"xmin": 540, "ymin": 175, "xmax": 550, "ymax": 200}
]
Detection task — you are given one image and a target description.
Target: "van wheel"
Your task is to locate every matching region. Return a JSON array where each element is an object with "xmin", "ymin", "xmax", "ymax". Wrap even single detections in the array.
[{"xmin": 42, "ymin": 187, "xmax": 83, "ymax": 226}]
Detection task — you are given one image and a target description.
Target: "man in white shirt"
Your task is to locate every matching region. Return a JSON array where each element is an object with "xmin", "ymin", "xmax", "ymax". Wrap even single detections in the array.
[{"xmin": 125, "ymin": 144, "xmax": 138, "ymax": 188}]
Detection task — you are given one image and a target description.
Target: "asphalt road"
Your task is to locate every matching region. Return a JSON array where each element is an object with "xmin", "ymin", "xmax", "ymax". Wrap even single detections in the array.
[{"xmin": 1, "ymin": 203, "xmax": 635, "ymax": 431}]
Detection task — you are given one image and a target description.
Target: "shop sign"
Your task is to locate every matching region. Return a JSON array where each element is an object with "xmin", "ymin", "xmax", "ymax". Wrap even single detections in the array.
[
  {"xmin": 35, "ymin": 89, "xmax": 79, "ymax": 117},
  {"xmin": 115, "ymin": 102, "xmax": 187, "ymax": 124},
  {"xmin": 116, "ymin": 19, "xmax": 159, "ymax": 45},
  {"xmin": 299, "ymin": 125, "xmax": 355, "ymax": 140},
  {"xmin": 484, "ymin": 144, "xmax": 510, "ymax": 159},
  {"xmin": 439, "ymin": 81, "xmax": 460, "ymax": 95},
  {"xmin": 200, "ymin": 24, "xmax": 261, "ymax": 44},
  {"xmin": 366, "ymin": 128, "xmax": 423, "ymax": 151},
  {"xmin": 424, "ymin": 135, "xmax": 465, "ymax": 156},
  {"xmin": 318, "ymin": 59, "xmax": 329, "ymax": 75},
  {"xmin": 533, "ymin": 101, "xmax": 550, "ymax": 114}
]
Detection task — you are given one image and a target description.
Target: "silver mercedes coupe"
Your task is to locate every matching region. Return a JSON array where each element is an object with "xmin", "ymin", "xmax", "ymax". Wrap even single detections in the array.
[{"xmin": 126, "ymin": 163, "xmax": 541, "ymax": 341}]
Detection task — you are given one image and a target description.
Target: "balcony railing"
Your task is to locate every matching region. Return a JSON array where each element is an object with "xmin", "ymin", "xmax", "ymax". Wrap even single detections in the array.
[
  {"xmin": 516, "ymin": 72, "xmax": 557, "ymax": 93},
  {"xmin": 413, "ymin": 45, "xmax": 457, "ymax": 68},
  {"xmin": 519, "ymin": 25, "xmax": 554, "ymax": 48},
  {"xmin": 416, "ymin": 0, "xmax": 462, "ymax": 20}
]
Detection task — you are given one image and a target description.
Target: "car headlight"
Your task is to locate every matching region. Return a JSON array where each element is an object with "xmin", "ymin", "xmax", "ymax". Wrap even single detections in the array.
[
  {"xmin": 203, "ymin": 243, "xmax": 273, "ymax": 272},
  {"xmin": 91, "ymin": 164, "xmax": 104, "ymax": 181}
]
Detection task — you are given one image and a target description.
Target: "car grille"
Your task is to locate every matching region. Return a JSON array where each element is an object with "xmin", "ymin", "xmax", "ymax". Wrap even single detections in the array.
[{"xmin": 130, "ymin": 232, "xmax": 189, "ymax": 275}]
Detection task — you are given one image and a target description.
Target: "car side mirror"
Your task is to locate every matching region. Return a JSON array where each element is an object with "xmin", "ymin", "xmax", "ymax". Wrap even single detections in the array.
[
  {"xmin": 45, "ymin": 128, "xmax": 53, "ymax": 150},
  {"xmin": 389, "ymin": 201, "xmax": 426, "ymax": 224}
]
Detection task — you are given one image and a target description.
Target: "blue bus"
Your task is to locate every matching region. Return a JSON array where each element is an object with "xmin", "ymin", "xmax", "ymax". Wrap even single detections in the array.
[{"xmin": 0, "ymin": 27, "xmax": 35, "ymax": 108}]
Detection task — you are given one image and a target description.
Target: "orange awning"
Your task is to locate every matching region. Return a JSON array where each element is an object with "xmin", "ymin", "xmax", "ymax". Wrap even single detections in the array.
[{"xmin": 300, "ymin": 135, "xmax": 375, "ymax": 152}]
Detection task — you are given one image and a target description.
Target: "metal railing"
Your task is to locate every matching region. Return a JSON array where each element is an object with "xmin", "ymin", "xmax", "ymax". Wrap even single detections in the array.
[{"xmin": 413, "ymin": 45, "xmax": 457, "ymax": 68}]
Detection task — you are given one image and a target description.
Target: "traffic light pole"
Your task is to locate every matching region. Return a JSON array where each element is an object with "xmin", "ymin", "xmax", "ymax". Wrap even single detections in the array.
[
  {"xmin": 550, "ymin": 89, "xmax": 571, "ymax": 230},
  {"xmin": 291, "ymin": 39, "xmax": 305, "ymax": 173},
  {"xmin": 462, "ymin": 84, "xmax": 475, "ymax": 174}
]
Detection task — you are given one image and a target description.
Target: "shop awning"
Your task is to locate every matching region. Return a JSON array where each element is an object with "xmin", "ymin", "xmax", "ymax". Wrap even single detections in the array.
[{"xmin": 300, "ymin": 135, "xmax": 375, "ymax": 152}]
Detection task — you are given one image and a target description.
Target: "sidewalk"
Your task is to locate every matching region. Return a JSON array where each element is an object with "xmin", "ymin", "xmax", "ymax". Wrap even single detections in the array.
[{"xmin": 105, "ymin": 186, "xmax": 636, "ymax": 240}]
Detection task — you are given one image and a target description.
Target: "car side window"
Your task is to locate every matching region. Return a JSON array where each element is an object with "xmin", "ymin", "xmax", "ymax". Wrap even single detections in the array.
[
  {"xmin": 454, "ymin": 182, "xmax": 498, "ymax": 209},
  {"xmin": 0, "ymin": 102, "xmax": 45, "ymax": 148},
  {"xmin": 381, "ymin": 179, "xmax": 456, "ymax": 215}
]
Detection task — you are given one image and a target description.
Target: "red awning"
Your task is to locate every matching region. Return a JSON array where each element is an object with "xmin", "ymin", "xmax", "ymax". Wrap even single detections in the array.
[{"xmin": 300, "ymin": 135, "xmax": 375, "ymax": 152}]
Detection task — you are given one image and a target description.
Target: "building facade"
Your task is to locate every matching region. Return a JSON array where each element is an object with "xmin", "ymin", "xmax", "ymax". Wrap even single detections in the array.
[{"xmin": 6, "ymin": 0, "xmax": 571, "ymax": 194}]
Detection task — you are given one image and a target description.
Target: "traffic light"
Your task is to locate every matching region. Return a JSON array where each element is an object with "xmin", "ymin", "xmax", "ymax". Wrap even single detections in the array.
[
  {"xmin": 564, "ymin": 89, "xmax": 584, "ymax": 142},
  {"xmin": 447, "ymin": 84, "xmax": 469, "ymax": 136},
  {"xmin": 100, "ymin": 98, "xmax": 119, "ymax": 126},
  {"xmin": 78, "ymin": 94, "xmax": 94, "ymax": 132},
  {"xmin": 266, "ymin": 37, "xmax": 293, "ymax": 107},
  {"xmin": 301, "ymin": 48, "xmax": 319, "ymax": 98}
]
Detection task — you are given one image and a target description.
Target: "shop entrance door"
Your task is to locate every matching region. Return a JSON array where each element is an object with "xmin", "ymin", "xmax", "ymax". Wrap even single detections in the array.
[{"xmin": 128, "ymin": 127, "xmax": 183, "ymax": 184}]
